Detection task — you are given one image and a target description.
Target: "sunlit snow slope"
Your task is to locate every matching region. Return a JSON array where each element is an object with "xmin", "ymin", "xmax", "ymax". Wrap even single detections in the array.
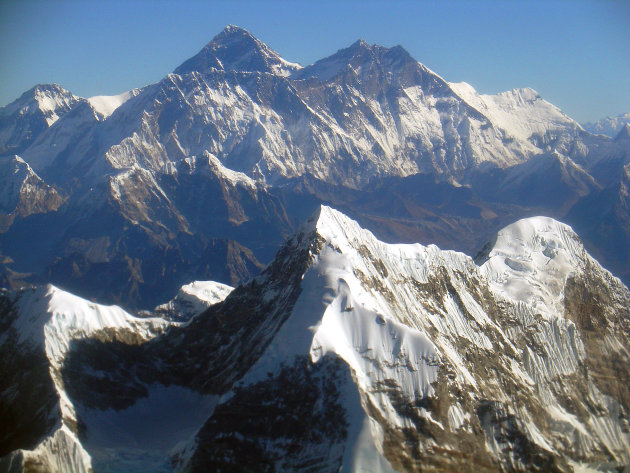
[{"xmin": 180, "ymin": 206, "xmax": 630, "ymax": 472}]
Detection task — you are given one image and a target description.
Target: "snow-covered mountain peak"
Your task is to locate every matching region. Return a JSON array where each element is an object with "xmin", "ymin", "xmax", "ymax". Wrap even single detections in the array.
[
  {"xmin": 294, "ymin": 38, "xmax": 417, "ymax": 83},
  {"xmin": 153, "ymin": 280, "xmax": 233, "ymax": 322},
  {"xmin": 13, "ymin": 284, "xmax": 169, "ymax": 359},
  {"xmin": 499, "ymin": 86, "xmax": 540, "ymax": 102},
  {"xmin": 582, "ymin": 112, "xmax": 630, "ymax": 137},
  {"xmin": 87, "ymin": 88, "xmax": 141, "ymax": 119},
  {"xmin": 297, "ymin": 205, "xmax": 382, "ymax": 253},
  {"xmin": 479, "ymin": 216, "xmax": 590, "ymax": 318},
  {"xmin": 19, "ymin": 84, "xmax": 81, "ymax": 126},
  {"xmin": 449, "ymin": 81, "xmax": 580, "ymax": 141},
  {"xmin": 346, "ymin": 38, "xmax": 372, "ymax": 55},
  {"xmin": 0, "ymin": 83, "xmax": 81, "ymax": 130},
  {"xmin": 174, "ymin": 25, "xmax": 301, "ymax": 77},
  {"xmin": 237, "ymin": 207, "xmax": 630, "ymax": 470},
  {"xmin": 614, "ymin": 122, "xmax": 630, "ymax": 142},
  {"xmin": 313, "ymin": 204, "xmax": 364, "ymax": 240},
  {"xmin": 0, "ymin": 83, "xmax": 84, "ymax": 155}
]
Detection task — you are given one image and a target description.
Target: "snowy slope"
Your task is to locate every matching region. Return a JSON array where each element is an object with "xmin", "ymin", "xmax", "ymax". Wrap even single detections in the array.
[
  {"xmin": 449, "ymin": 82, "xmax": 581, "ymax": 143},
  {"xmin": 2, "ymin": 207, "xmax": 630, "ymax": 472},
  {"xmin": 153, "ymin": 280, "xmax": 233, "ymax": 321},
  {"xmin": 0, "ymin": 285, "xmax": 170, "ymax": 473},
  {"xmin": 88, "ymin": 89, "xmax": 141, "ymax": 119},
  {"xmin": 479, "ymin": 216, "xmax": 587, "ymax": 317},
  {"xmin": 179, "ymin": 206, "xmax": 630, "ymax": 472}
]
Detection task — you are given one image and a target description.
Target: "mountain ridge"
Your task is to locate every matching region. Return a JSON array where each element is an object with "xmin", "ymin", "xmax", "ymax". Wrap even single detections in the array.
[
  {"xmin": 1, "ymin": 206, "xmax": 629, "ymax": 472},
  {"xmin": 174, "ymin": 25, "xmax": 302, "ymax": 77},
  {"xmin": 0, "ymin": 24, "xmax": 629, "ymax": 310}
]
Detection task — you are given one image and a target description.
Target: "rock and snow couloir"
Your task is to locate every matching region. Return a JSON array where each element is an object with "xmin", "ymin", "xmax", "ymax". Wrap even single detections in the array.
[{"xmin": 1, "ymin": 206, "xmax": 629, "ymax": 472}]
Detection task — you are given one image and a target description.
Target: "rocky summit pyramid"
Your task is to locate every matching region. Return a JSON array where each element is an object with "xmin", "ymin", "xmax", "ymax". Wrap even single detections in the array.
[{"xmin": 1, "ymin": 206, "xmax": 628, "ymax": 472}]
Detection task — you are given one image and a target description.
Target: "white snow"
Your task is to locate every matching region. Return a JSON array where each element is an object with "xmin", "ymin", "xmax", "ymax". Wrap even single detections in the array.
[
  {"xmin": 203, "ymin": 152, "xmax": 258, "ymax": 188},
  {"xmin": 479, "ymin": 216, "xmax": 586, "ymax": 318},
  {"xmin": 15, "ymin": 284, "xmax": 168, "ymax": 366},
  {"xmin": 32, "ymin": 86, "xmax": 80, "ymax": 126},
  {"xmin": 449, "ymin": 81, "xmax": 580, "ymax": 142},
  {"xmin": 14, "ymin": 424, "xmax": 93, "ymax": 473},
  {"xmin": 88, "ymin": 89, "xmax": 139, "ymax": 118},
  {"xmin": 154, "ymin": 280, "xmax": 233, "ymax": 322},
  {"xmin": 310, "ymin": 270, "xmax": 440, "ymax": 401},
  {"xmin": 447, "ymin": 404, "xmax": 469, "ymax": 431}
]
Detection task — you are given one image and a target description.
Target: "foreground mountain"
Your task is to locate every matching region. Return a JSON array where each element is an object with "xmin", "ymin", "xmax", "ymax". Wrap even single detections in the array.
[
  {"xmin": 1, "ymin": 25, "xmax": 629, "ymax": 310},
  {"xmin": 1, "ymin": 207, "xmax": 628, "ymax": 472}
]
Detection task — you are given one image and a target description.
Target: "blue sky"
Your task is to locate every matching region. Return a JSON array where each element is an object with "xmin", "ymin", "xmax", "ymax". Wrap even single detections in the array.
[{"xmin": 1, "ymin": 0, "xmax": 628, "ymax": 122}]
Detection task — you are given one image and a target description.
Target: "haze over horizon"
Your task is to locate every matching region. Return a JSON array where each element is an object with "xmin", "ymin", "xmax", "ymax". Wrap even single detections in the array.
[{"xmin": 1, "ymin": 0, "xmax": 629, "ymax": 123}]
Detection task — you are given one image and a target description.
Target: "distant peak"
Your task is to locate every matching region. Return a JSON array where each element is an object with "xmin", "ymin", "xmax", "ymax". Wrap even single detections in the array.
[
  {"xmin": 350, "ymin": 38, "xmax": 370, "ymax": 50},
  {"xmin": 224, "ymin": 24, "xmax": 247, "ymax": 33},
  {"xmin": 343, "ymin": 38, "xmax": 374, "ymax": 58},
  {"xmin": 174, "ymin": 25, "xmax": 300, "ymax": 77},
  {"xmin": 294, "ymin": 38, "xmax": 420, "ymax": 83},
  {"xmin": 212, "ymin": 24, "xmax": 257, "ymax": 44},
  {"xmin": 297, "ymin": 205, "xmax": 343, "ymax": 237},
  {"xmin": 501, "ymin": 87, "xmax": 541, "ymax": 102},
  {"xmin": 614, "ymin": 122, "xmax": 630, "ymax": 142},
  {"xmin": 23, "ymin": 83, "xmax": 73, "ymax": 100}
]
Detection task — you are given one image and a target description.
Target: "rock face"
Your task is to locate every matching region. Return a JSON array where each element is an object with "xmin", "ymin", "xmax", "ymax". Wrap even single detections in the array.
[
  {"xmin": 0, "ymin": 156, "xmax": 64, "ymax": 233},
  {"xmin": 1, "ymin": 206, "xmax": 628, "ymax": 472}
]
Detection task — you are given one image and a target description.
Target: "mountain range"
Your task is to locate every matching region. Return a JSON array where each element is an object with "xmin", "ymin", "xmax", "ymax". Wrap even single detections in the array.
[
  {"xmin": 1, "ymin": 25, "xmax": 629, "ymax": 310},
  {"xmin": 1, "ymin": 25, "xmax": 630, "ymax": 472},
  {"xmin": 582, "ymin": 113, "xmax": 630, "ymax": 138}
]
